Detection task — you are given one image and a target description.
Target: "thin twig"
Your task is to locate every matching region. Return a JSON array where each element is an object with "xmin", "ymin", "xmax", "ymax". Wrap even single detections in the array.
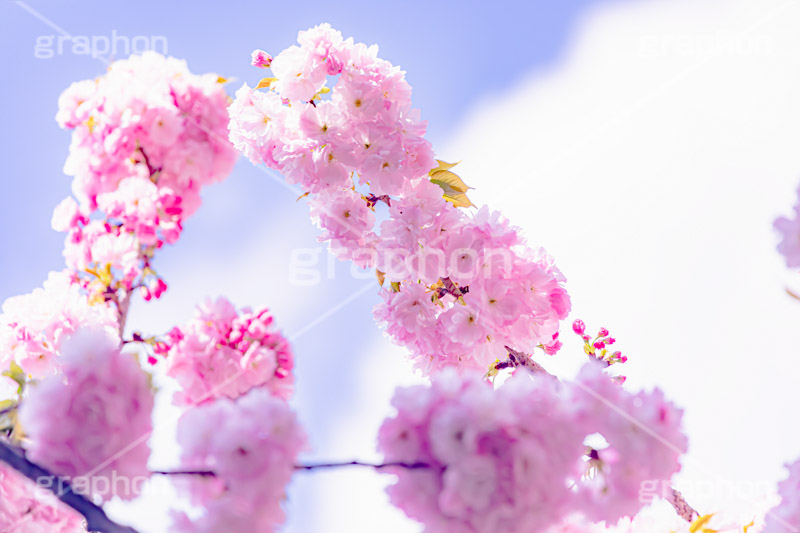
[
  {"xmin": 116, "ymin": 289, "xmax": 131, "ymax": 338},
  {"xmin": 152, "ymin": 470, "xmax": 216, "ymax": 477},
  {"xmin": 155, "ymin": 461, "xmax": 433, "ymax": 475},
  {"xmin": 294, "ymin": 460, "xmax": 434, "ymax": 471}
]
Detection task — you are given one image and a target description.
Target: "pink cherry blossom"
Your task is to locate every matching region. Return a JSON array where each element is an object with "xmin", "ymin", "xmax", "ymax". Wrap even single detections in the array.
[
  {"xmin": 308, "ymin": 187, "xmax": 377, "ymax": 266},
  {"xmin": 270, "ymin": 45, "xmax": 327, "ymax": 101},
  {"xmin": 229, "ymin": 27, "xmax": 571, "ymax": 375},
  {"xmin": 19, "ymin": 328, "xmax": 154, "ymax": 502},
  {"xmin": 250, "ymin": 49, "xmax": 273, "ymax": 68},
  {"xmin": 163, "ymin": 297, "xmax": 294, "ymax": 405},
  {"xmin": 572, "ymin": 362, "xmax": 687, "ymax": 523},
  {"xmin": 0, "ymin": 271, "xmax": 118, "ymax": 378},
  {"xmin": 54, "ymin": 51, "xmax": 236, "ymax": 301},
  {"xmin": 378, "ymin": 363, "xmax": 686, "ymax": 532},
  {"xmin": 170, "ymin": 387, "xmax": 305, "ymax": 532}
]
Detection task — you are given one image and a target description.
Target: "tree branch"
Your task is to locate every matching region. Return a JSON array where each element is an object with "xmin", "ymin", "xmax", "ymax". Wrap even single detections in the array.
[
  {"xmin": 116, "ymin": 289, "xmax": 131, "ymax": 338},
  {"xmin": 152, "ymin": 470, "xmax": 216, "ymax": 477},
  {"xmin": 294, "ymin": 460, "xmax": 434, "ymax": 471},
  {"xmin": 0, "ymin": 439, "xmax": 138, "ymax": 533},
  {"xmin": 155, "ymin": 461, "xmax": 434, "ymax": 476}
]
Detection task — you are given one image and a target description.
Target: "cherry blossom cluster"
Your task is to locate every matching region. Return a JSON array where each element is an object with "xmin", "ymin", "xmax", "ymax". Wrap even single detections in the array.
[
  {"xmin": 229, "ymin": 25, "xmax": 570, "ymax": 374},
  {"xmin": 571, "ymin": 319, "xmax": 627, "ymax": 385},
  {"xmin": 377, "ymin": 363, "xmax": 687, "ymax": 532},
  {"xmin": 572, "ymin": 320, "xmax": 626, "ymax": 366},
  {"xmin": 373, "ymin": 205, "xmax": 570, "ymax": 373},
  {"xmin": 160, "ymin": 297, "xmax": 294, "ymax": 405},
  {"xmin": 170, "ymin": 387, "xmax": 305, "ymax": 532},
  {"xmin": 18, "ymin": 328, "xmax": 154, "ymax": 502},
  {"xmin": 774, "ymin": 184, "xmax": 800, "ymax": 268},
  {"xmin": 0, "ymin": 271, "xmax": 118, "ymax": 379},
  {"xmin": 54, "ymin": 51, "xmax": 236, "ymax": 302},
  {"xmin": 0, "ymin": 462, "xmax": 85, "ymax": 532}
]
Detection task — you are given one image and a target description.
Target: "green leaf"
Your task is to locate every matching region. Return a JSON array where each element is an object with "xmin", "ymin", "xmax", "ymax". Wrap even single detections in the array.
[
  {"xmin": 429, "ymin": 163, "xmax": 475, "ymax": 208},
  {"xmin": 442, "ymin": 192, "xmax": 474, "ymax": 208},
  {"xmin": 428, "ymin": 160, "xmax": 461, "ymax": 174},
  {"xmin": 430, "ymin": 170, "xmax": 471, "ymax": 195}
]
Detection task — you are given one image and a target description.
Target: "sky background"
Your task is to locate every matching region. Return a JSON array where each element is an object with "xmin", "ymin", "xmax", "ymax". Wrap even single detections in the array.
[{"xmin": 2, "ymin": 0, "xmax": 800, "ymax": 531}]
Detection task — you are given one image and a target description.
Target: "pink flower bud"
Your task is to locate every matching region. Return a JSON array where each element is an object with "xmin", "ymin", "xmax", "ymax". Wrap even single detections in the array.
[
  {"xmin": 153, "ymin": 278, "xmax": 168, "ymax": 299},
  {"xmin": 251, "ymin": 49, "xmax": 273, "ymax": 68},
  {"xmin": 161, "ymin": 222, "xmax": 181, "ymax": 244},
  {"xmin": 572, "ymin": 319, "xmax": 585, "ymax": 335},
  {"xmin": 139, "ymin": 285, "xmax": 152, "ymax": 301},
  {"xmin": 257, "ymin": 308, "xmax": 274, "ymax": 325},
  {"xmin": 51, "ymin": 196, "xmax": 80, "ymax": 232},
  {"xmin": 248, "ymin": 320, "xmax": 268, "ymax": 340},
  {"xmin": 166, "ymin": 326, "xmax": 184, "ymax": 343},
  {"xmin": 598, "ymin": 327, "xmax": 609, "ymax": 337},
  {"xmin": 543, "ymin": 339, "xmax": 563, "ymax": 355},
  {"xmin": 153, "ymin": 341, "xmax": 169, "ymax": 355},
  {"xmin": 229, "ymin": 328, "xmax": 244, "ymax": 345}
]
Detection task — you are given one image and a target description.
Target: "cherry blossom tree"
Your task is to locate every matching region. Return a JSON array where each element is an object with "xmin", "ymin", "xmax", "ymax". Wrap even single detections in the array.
[{"xmin": 0, "ymin": 23, "xmax": 792, "ymax": 533}]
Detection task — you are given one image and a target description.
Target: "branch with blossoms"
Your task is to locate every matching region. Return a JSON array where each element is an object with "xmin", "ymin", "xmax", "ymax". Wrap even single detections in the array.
[{"xmin": 226, "ymin": 26, "xmax": 715, "ymax": 531}]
